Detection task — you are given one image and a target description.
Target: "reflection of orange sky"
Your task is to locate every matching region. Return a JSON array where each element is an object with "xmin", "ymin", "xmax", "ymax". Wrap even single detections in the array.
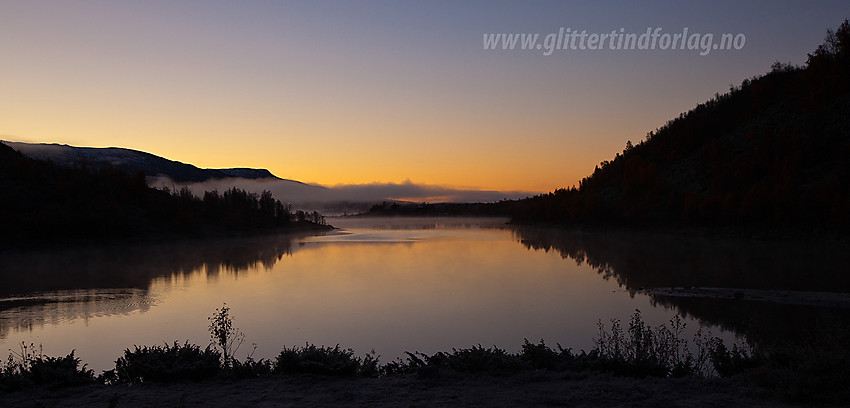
[{"xmin": 0, "ymin": 219, "xmax": 744, "ymax": 371}]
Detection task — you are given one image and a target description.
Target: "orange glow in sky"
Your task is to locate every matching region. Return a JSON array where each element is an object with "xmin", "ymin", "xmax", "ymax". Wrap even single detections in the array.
[{"xmin": 1, "ymin": 1, "xmax": 845, "ymax": 194}]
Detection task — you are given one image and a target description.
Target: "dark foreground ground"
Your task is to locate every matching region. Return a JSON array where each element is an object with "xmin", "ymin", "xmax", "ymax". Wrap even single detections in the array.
[{"xmin": 0, "ymin": 371, "xmax": 801, "ymax": 408}]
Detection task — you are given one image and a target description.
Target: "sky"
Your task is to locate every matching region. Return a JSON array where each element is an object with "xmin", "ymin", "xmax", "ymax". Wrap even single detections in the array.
[{"xmin": 1, "ymin": 0, "xmax": 847, "ymax": 195}]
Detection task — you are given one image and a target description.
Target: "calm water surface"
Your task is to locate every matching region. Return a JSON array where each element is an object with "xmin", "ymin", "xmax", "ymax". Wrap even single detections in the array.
[{"xmin": 8, "ymin": 217, "xmax": 843, "ymax": 372}]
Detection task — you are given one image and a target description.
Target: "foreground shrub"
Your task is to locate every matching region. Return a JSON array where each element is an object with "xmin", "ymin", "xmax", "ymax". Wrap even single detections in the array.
[
  {"xmin": 594, "ymin": 310, "xmax": 708, "ymax": 377},
  {"xmin": 709, "ymin": 338, "xmax": 762, "ymax": 377},
  {"xmin": 428, "ymin": 345, "xmax": 526, "ymax": 373},
  {"xmin": 27, "ymin": 352, "xmax": 97, "ymax": 388},
  {"xmin": 105, "ymin": 341, "xmax": 221, "ymax": 384},
  {"xmin": 208, "ymin": 303, "xmax": 245, "ymax": 368},
  {"xmin": 274, "ymin": 344, "xmax": 377, "ymax": 377},
  {"xmin": 227, "ymin": 356, "xmax": 273, "ymax": 379},
  {"xmin": 1, "ymin": 343, "xmax": 95, "ymax": 391},
  {"xmin": 592, "ymin": 310, "xmax": 765, "ymax": 378},
  {"xmin": 383, "ymin": 345, "xmax": 528, "ymax": 376},
  {"xmin": 520, "ymin": 339, "xmax": 578, "ymax": 370}
]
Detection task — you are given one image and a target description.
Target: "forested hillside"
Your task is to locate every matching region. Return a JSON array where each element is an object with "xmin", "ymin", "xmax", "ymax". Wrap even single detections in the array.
[
  {"xmin": 0, "ymin": 143, "xmax": 327, "ymax": 248},
  {"xmin": 510, "ymin": 20, "xmax": 850, "ymax": 234}
]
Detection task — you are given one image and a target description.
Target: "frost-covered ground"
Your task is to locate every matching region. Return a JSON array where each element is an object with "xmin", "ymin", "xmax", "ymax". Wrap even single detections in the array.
[{"xmin": 0, "ymin": 371, "xmax": 794, "ymax": 408}]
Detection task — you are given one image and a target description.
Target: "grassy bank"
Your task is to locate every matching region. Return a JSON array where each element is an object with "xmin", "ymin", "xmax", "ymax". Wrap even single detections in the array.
[{"xmin": 2, "ymin": 308, "xmax": 847, "ymax": 405}]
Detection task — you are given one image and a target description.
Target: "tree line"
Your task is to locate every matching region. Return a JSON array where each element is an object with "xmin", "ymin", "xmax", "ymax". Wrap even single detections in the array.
[
  {"xmin": 509, "ymin": 20, "xmax": 850, "ymax": 235},
  {"xmin": 0, "ymin": 143, "xmax": 328, "ymax": 249}
]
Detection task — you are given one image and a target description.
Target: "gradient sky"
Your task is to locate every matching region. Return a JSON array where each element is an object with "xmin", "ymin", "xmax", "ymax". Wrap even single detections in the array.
[{"xmin": 2, "ymin": 1, "xmax": 847, "ymax": 194}]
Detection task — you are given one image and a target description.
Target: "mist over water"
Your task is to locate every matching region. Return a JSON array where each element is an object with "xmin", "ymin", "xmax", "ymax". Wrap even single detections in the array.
[{"xmin": 148, "ymin": 176, "xmax": 536, "ymax": 214}]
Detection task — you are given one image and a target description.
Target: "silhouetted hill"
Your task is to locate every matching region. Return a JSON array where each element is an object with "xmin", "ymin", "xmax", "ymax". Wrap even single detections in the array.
[
  {"xmin": 0, "ymin": 141, "xmax": 21, "ymax": 162},
  {"xmin": 4, "ymin": 141, "xmax": 308, "ymax": 184},
  {"xmin": 0, "ymin": 142, "xmax": 329, "ymax": 249},
  {"xmin": 510, "ymin": 20, "xmax": 850, "ymax": 235}
]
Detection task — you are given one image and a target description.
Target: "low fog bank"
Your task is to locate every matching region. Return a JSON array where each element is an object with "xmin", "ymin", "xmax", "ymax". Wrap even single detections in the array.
[{"xmin": 149, "ymin": 176, "xmax": 536, "ymax": 215}]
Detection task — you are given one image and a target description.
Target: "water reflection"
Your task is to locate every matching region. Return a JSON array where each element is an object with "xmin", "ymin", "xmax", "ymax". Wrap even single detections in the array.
[
  {"xmin": 512, "ymin": 227, "xmax": 850, "ymax": 342},
  {"xmin": 1, "ymin": 219, "xmax": 674, "ymax": 371},
  {"xmin": 513, "ymin": 228, "xmax": 850, "ymax": 292},
  {"xmin": 0, "ymin": 289, "xmax": 150, "ymax": 340},
  {"xmin": 0, "ymin": 233, "xmax": 306, "ymax": 340},
  {"xmin": 2, "ymin": 219, "xmax": 845, "ymax": 372}
]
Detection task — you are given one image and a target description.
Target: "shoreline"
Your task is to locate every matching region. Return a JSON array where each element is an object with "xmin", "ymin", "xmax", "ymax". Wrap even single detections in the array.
[
  {"xmin": 644, "ymin": 287, "xmax": 850, "ymax": 309},
  {"xmin": 0, "ymin": 370, "xmax": 793, "ymax": 408},
  {"xmin": 0, "ymin": 221, "xmax": 335, "ymax": 254}
]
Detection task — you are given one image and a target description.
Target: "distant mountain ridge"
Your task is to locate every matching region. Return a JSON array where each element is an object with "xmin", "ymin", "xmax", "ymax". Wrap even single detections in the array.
[{"xmin": 4, "ymin": 141, "xmax": 305, "ymax": 184}]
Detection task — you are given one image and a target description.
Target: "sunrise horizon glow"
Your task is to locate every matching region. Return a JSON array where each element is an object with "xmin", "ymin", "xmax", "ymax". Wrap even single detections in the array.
[{"xmin": 2, "ymin": 1, "xmax": 847, "ymax": 195}]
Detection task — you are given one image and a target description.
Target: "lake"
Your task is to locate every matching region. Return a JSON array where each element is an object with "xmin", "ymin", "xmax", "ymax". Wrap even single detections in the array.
[{"xmin": 2, "ymin": 217, "xmax": 848, "ymax": 372}]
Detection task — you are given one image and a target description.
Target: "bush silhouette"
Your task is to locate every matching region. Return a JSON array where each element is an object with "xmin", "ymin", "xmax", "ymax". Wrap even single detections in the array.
[{"xmin": 106, "ymin": 341, "xmax": 221, "ymax": 384}]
